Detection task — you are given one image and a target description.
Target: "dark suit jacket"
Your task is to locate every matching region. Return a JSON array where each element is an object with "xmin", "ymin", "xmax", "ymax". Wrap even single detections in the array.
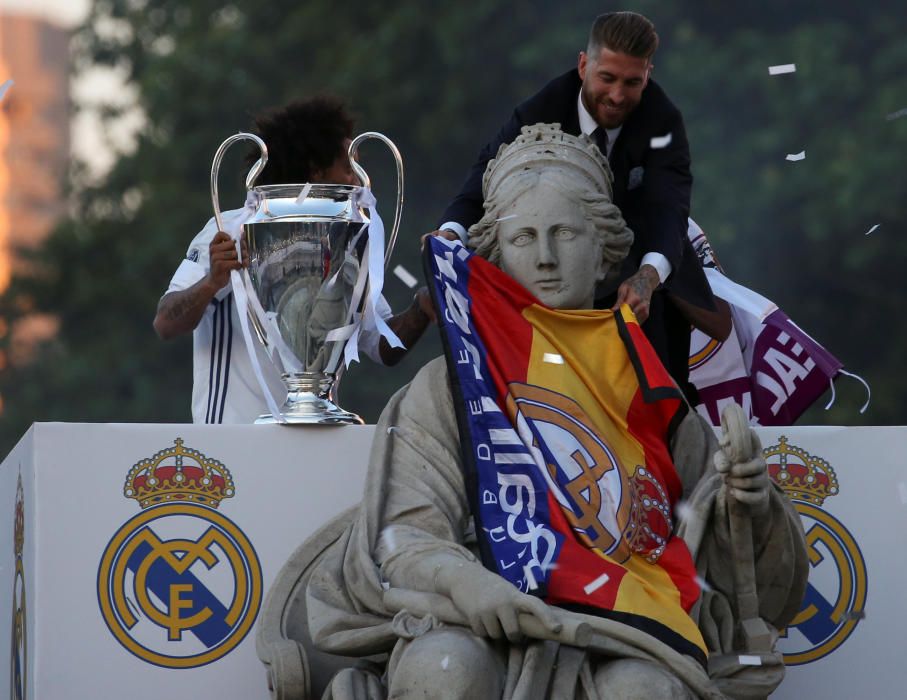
[{"xmin": 440, "ymin": 69, "xmax": 714, "ymax": 311}]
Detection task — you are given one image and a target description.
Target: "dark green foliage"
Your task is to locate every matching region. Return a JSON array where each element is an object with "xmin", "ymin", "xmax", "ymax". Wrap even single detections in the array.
[{"xmin": 1, "ymin": 0, "xmax": 905, "ymax": 454}]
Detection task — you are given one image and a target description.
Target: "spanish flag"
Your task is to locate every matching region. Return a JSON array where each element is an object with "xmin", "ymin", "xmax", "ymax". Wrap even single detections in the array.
[{"xmin": 425, "ymin": 237, "xmax": 706, "ymax": 665}]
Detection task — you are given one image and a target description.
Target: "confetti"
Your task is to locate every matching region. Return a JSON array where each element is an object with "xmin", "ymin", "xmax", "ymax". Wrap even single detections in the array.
[
  {"xmin": 542, "ymin": 353, "xmax": 564, "ymax": 365},
  {"xmin": 524, "ymin": 564, "xmax": 539, "ymax": 591},
  {"xmin": 441, "ymin": 655, "xmax": 450, "ymax": 670},
  {"xmin": 785, "ymin": 151, "xmax": 806, "ymax": 162},
  {"xmin": 864, "ymin": 224, "xmax": 880, "ymax": 236},
  {"xmin": 386, "ymin": 426, "xmax": 398, "ymax": 435},
  {"xmin": 886, "ymin": 107, "xmax": 907, "ymax": 121},
  {"xmin": 674, "ymin": 500, "xmax": 693, "ymax": 522},
  {"xmin": 294, "ymin": 183, "xmax": 312, "ymax": 204},
  {"xmin": 768, "ymin": 64, "xmax": 796, "ymax": 75},
  {"xmin": 898, "ymin": 482, "xmax": 907, "ymax": 505},
  {"xmin": 649, "ymin": 133, "xmax": 673, "ymax": 149},
  {"xmin": 393, "ymin": 264, "xmax": 418, "ymax": 288},
  {"xmin": 381, "ymin": 527, "xmax": 397, "ymax": 553},
  {"xmin": 0, "ymin": 79, "xmax": 12, "ymax": 102},
  {"xmin": 694, "ymin": 575, "xmax": 713, "ymax": 593},
  {"xmin": 738, "ymin": 655, "xmax": 762, "ymax": 666},
  {"xmin": 583, "ymin": 572, "xmax": 610, "ymax": 595}
]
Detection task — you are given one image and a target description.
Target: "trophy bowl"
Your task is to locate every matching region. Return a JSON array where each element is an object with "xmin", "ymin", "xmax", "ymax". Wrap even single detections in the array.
[
  {"xmin": 211, "ymin": 132, "xmax": 403, "ymax": 425},
  {"xmin": 246, "ymin": 183, "xmax": 368, "ymax": 424}
]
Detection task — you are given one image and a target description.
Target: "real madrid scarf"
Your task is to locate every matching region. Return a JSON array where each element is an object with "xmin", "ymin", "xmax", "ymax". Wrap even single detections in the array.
[{"xmin": 424, "ymin": 236, "xmax": 707, "ymax": 664}]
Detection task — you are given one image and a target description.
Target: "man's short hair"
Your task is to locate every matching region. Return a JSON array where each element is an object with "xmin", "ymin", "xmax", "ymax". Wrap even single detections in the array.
[
  {"xmin": 245, "ymin": 96, "xmax": 354, "ymax": 185},
  {"xmin": 587, "ymin": 11, "xmax": 659, "ymax": 61}
]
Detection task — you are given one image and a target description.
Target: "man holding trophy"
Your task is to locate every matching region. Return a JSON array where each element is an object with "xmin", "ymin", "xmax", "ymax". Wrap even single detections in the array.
[{"xmin": 153, "ymin": 96, "xmax": 433, "ymax": 424}]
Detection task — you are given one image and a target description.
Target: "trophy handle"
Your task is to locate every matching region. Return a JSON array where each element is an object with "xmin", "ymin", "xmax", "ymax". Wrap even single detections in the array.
[
  {"xmin": 348, "ymin": 132, "xmax": 404, "ymax": 268},
  {"xmin": 210, "ymin": 132, "xmax": 268, "ymax": 232},
  {"xmin": 210, "ymin": 133, "xmax": 269, "ymax": 345}
]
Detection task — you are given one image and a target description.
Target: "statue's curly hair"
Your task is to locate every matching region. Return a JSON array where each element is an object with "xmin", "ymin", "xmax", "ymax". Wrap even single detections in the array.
[{"xmin": 243, "ymin": 96, "xmax": 354, "ymax": 185}]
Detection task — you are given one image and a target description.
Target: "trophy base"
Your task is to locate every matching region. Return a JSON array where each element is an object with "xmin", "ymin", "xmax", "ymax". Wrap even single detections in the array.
[{"xmin": 255, "ymin": 391, "xmax": 363, "ymax": 426}]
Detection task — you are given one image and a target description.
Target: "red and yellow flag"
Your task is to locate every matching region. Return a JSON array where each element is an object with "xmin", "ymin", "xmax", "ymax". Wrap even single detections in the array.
[{"xmin": 426, "ymin": 237, "xmax": 706, "ymax": 663}]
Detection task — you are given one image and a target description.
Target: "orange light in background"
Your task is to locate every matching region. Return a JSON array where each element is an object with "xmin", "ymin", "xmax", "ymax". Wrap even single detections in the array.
[{"xmin": 0, "ymin": 54, "xmax": 9, "ymax": 292}]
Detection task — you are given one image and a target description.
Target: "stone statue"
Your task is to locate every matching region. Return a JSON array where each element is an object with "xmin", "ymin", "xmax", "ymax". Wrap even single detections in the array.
[{"xmin": 259, "ymin": 125, "xmax": 808, "ymax": 700}]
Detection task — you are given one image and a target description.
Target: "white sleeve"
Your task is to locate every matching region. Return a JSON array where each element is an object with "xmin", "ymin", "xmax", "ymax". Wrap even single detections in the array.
[
  {"xmin": 640, "ymin": 252, "xmax": 672, "ymax": 284},
  {"xmin": 440, "ymin": 221, "xmax": 468, "ymax": 243},
  {"xmin": 163, "ymin": 210, "xmax": 244, "ymax": 297}
]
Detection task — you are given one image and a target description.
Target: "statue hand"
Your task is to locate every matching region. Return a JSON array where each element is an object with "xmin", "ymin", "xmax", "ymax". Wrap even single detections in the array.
[
  {"xmin": 448, "ymin": 570, "xmax": 562, "ymax": 642},
  {"xmin": 714, "ymin": 448, "xmax": 770, "ymax": 516}
]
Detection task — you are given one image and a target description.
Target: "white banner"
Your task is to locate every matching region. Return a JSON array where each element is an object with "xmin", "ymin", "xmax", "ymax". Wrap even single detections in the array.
[
  {"xmin": 0, "ymin": 423, "xmax": 372, "ymax": 699},
  {"xmin": 0, "ymin": 423, "xmax": 904, "ymax": 698}
]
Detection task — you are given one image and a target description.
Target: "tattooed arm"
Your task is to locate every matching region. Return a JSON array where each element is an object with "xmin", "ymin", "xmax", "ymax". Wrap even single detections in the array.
[
  {"xmin": 378, "ymin": 288, "xmax": 435, "ymax": 366},
  {"xmin": 153, "ymin": 231, "xmax": 245, "ymax": 340},
  {"xmin": 610, "ymin": 264, "xmax": 661, "ymax": 323}
]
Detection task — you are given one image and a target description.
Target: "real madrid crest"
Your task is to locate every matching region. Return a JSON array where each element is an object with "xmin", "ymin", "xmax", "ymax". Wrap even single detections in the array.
[
  {"xmin": 766, "ymin": 436, "xmax": 867, "ymax": 665},
  {"xmin": 97, "ymin": 439, "xmax": 262, "ymax": 669}
]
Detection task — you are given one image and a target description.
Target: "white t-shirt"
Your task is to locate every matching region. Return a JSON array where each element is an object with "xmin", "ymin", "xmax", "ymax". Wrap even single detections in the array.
[{"xmin": 166, "ymin": 209, "xmax": 390, "ymax": 423}]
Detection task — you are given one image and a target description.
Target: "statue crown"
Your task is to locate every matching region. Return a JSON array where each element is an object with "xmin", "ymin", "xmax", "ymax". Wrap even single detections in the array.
[
  {"xmin": 482, "ymin": 123, "xmax": 614, "ymax": 201},
  {"xmin": 124, "ymin": 438, "xmax": 234, "ymax": 509},
  {"xmin": 764, "ymin": 436, "xmax": 838, "ymax": 506}
]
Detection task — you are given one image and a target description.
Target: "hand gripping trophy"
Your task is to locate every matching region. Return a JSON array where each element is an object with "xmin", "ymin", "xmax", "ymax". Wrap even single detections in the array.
[{"xmin": 209, "ymin": 131, "xmax": 403, "ymax": 424}]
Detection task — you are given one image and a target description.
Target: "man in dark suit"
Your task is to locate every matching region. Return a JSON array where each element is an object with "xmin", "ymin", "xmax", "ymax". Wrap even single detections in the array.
[{"xmin": 432, "ymin": 11, "xmax": 721, "ymax": 400}]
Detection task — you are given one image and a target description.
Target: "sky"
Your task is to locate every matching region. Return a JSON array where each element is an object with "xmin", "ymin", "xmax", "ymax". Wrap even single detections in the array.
[{"xmin": 0, "ymin": 0, "xmax": 87, "ymax": 27}]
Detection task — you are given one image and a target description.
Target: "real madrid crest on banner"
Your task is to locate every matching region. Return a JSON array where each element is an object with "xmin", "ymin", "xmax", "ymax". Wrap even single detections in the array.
[
  {"xmin": 10, "ymin": 475, "xmax": 27, "ymax": 700},
  {"xmin": 766, "ymin": 436, "xmax": 867, "ymax": 665},
  {"xmin": 97, "ymin": 439, "xmax": 262, "ymax": 669}
]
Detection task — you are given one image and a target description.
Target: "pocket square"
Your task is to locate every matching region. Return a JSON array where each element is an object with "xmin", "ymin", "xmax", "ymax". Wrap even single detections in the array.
[{"xmin": 628, "ymin": 166, "xmax": 644, "ymax": 191}]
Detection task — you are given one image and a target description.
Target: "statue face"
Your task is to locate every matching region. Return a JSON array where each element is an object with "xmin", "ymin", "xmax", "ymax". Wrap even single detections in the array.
[{"xmin": 497, "ymin": 183, "xmax": 606, "ymax": 309}]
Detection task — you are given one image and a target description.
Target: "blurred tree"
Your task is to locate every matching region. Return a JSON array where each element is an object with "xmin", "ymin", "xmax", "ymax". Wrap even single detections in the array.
[{"xmin": 0, "ymin": 0, "xmax": 904, "ymax": 455}]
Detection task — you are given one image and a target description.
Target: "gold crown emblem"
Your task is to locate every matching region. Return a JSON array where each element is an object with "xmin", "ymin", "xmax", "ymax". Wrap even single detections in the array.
[
  {"xmin": 764, "ymin": 436, "xmax": 838, "ymax": 506},
  {"xmin": 124, "ymin": 438, "xmax": 234, "ymax": 509}
]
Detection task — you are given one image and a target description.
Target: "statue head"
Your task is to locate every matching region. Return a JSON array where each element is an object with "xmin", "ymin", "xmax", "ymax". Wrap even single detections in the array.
[{"xmin": 468, "ymin": 123, "xmax": 633, "ymax": 309}]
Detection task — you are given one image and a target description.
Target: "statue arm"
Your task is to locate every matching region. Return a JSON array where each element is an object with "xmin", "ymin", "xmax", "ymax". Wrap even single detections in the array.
[
  {"xmin": 671, "ymin": 410, "xmax": 809, "ymax": 640},
  {"xmin": 371, "ymin": 358, "xmax": 562, "ymax": 641}
]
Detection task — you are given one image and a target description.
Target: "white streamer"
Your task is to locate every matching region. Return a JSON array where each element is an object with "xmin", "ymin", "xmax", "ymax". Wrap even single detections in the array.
[
  {"xmin": 295, "ymin": 182, "xmax": 312, "ymax": 204},
  {"xmin": 331, "ymin": 188, "xmax": 403, "ymax": 368},
  {"xmin": 824, "ymin": 377, "xmax": 836, "ymax": 410},
  {"xmin": 824, "ymin": 370, "xmax": 871, "ymax": 414},
  {"xmin": 0, "ymin": 79, "xmax": 13, "ymax": 102},
  {"xmin": 839, "ymin": 369, "xmax": 871, "ymax": 413},
  {"xmin": 224, "ymin": 192, "xmax": 287, "ymax": 423}
]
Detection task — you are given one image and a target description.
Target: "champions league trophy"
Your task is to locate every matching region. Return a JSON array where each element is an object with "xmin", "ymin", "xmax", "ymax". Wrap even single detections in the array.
[{"xmin": 210, "ymin": 132, "xmax": 403, "ymax": 425}]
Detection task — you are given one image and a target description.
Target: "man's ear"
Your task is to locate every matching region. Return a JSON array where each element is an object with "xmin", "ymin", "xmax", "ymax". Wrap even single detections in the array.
[{"xmin": 578, "ymin": 51, "xmax": 588, "ymax": 81}]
